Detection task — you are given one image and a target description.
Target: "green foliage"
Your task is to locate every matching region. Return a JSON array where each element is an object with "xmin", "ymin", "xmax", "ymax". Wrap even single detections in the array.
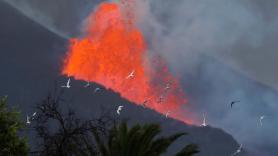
[
  {"xmin": 91, "ymin": 122, "xmax": 199, "ymax": 156},
  {"xmin": 0, "ymin": 96, "xmax": 29, "ymax": 156}
]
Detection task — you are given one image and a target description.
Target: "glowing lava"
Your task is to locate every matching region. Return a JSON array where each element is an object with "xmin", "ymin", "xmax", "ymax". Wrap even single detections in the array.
[{"xmin": 62, "ymin": 1, "xmax": 192, "ymax": 123}]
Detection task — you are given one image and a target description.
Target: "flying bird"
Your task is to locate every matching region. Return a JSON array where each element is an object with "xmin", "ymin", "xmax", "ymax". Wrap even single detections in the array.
[
  {"xmin": 165, "ymin": 111, "xmax": 171, "ymax": 118},
  {"xmin": 31, "ymin": 112, "xmax": 37, "ymax": 120},
  {"xmin": 126, "ymin": 70, "xmax": 135, "ymax": 79},
  {"xmin": 230, "ymin": 100, "xmax": 240, "ymax": 108},
  {"xmin": 117, "ymin": 106, "xmax": 123, "ymax": 115},
  {"xmin": 61, "ymin": 78, "xmax": 71, "ymax": 88},
  {"xmin": 201, "ymin": 113, "xmax": 207, "ymax": 127},
  {"xmin": 84, "ymin": 81, "xmax": 90, "ymax": 88},
  {"xmin": 26, "ymin": 115, "xmax": 31, "ymax": 125},
  {"xmin": 231, "ymin": 144, "xmax": 242, "ymax": 156},
  {"xmin": 259, "ymin": 115, "xmax": 265, "ymax": 126}
]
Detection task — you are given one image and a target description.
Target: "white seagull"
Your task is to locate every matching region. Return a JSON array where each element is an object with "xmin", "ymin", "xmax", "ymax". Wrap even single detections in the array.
[
  {"xmin": 126, "ymin": 70, "xmax": 135, "ymax": 79},
  {"xmin": 61, "ymin": 78, "xmax": 71, "ymax": 88},
  {"xmin": 259, "ymin": 115, "xmax": 265, "ymax": 126},
  {"xmin": 31, "ymin": 112, "xmax": 37, "ymax": 120},
  {"xmin": 201, "ymin": 113, "xmax": 207, "ymax": 127},
  {"xmin": 84, "ymin": 81, "xmax": 90, "ymax": 88},
  {"xmin": 165, "ymin": 111, "xmax": 171, "ymax": 118},
  {"xmin": 231, "ymin": 144, "xmax": 242, "ymax": 156},
  {"xmin": 26, "ymin": 115, "xmax": 31, "ymax": 125},
  {"xmin": 117, "ymin": 106, "xmax": 124, "ymax": 115}
]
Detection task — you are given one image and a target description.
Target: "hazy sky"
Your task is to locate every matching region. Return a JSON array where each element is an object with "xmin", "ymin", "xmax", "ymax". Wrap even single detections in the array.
[{"xmin": 2, "ymin": 0, "xmax": 278, "ymax": 155}]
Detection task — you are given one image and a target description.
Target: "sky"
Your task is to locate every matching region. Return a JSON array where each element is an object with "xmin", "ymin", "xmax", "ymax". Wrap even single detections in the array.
[{"xmin": 2, "ymin": 0, "xmax": 278, "ymax": 155}]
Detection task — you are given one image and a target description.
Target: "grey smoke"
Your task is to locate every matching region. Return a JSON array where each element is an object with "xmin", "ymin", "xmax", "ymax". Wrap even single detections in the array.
[
  {"xmin": 135, "ymin": 0, "xmax": 278, "ymax": 85},
  {"xmin": 134, "ymin": 0, "xmax": 278, "ymax": 155}
]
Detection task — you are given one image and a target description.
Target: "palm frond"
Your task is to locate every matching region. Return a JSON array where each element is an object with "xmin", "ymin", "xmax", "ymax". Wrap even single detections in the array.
[{"xmin": 175, "ymin": 144, "xmax": 199, "ymax": 156}]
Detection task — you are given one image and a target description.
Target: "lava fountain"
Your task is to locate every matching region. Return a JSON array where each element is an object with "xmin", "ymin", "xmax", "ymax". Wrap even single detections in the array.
[{"xmin": 62, "ymin": 0, "xmax": 192, "ymax": 124}]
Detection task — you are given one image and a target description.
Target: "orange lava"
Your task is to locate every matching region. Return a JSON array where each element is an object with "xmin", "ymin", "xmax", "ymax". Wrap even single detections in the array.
[{"xmin": 62, "ymin": 1, "xmax": 192, "ymax": 124}]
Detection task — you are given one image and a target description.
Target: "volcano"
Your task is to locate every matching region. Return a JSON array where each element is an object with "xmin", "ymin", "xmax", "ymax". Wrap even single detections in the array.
[
  {"xmin": 0, "ymin": 1, "xmax": 251, "ymax": 155},
  {"xmin": 62, "ymin": 1, "xmax": 191, "ymax": 124}
]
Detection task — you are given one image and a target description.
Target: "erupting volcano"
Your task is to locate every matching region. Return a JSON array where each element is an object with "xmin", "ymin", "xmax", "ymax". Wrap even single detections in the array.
[{"xmin": 62, "ymin": 0, "xmax": 192, "ymax": 124}]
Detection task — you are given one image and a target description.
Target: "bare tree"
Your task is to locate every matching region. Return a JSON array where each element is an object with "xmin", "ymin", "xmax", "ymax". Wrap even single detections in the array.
[
  {"xmin": 29, "ymin": 89, "xmax": 117, "ymax": 156},
  {"xmin": 27, "ymin": 86, "xmax": 197, "ymax": 156}
]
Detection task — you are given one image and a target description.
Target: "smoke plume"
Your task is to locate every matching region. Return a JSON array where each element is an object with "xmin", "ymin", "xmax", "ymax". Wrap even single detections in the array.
[{"xmin": 133, "ymin": 0, "xmax": 278, "ymax": 155}]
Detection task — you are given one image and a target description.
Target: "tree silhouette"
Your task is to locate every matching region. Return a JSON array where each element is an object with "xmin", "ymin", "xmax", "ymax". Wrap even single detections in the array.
[
  {"xmin": 91, "ymin": 122, "xmax": 199, "ymax": 156},
  {"xmin": 175, "ymin": 144, "xmax": 199, "ymax": 156},
  {"xmin": 30, "ymin": 90, "xmax": 117, "ymax": 156},
  {"xmin": 0, "ymin": 96, "xmax": 29, "ymax": 156},
  {"xmin": 29, "ymin": 89, "xmax": 198, "ymax": 156}
]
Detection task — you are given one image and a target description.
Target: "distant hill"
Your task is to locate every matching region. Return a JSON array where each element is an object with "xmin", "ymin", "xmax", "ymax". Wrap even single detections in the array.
[
  {"xmin": 3, "ymin": 0, "xmax": 103, "ymax": 38},
  {"xmin": 0, "ymin": 1, "xmax": 255, "ymax": 156},
  {"xmin": 0, "ymin": 1, "xmax": 66, "ymax": 105}
]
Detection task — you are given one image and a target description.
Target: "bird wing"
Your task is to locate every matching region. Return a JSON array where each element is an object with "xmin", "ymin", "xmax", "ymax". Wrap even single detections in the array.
[
  {"xmin": 117, "ymin": 107, "xmax": 122, "ymax": 114},
  {"xmin": 126, "ymin": 70, "xmax": 134, "ymax": 78}
]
